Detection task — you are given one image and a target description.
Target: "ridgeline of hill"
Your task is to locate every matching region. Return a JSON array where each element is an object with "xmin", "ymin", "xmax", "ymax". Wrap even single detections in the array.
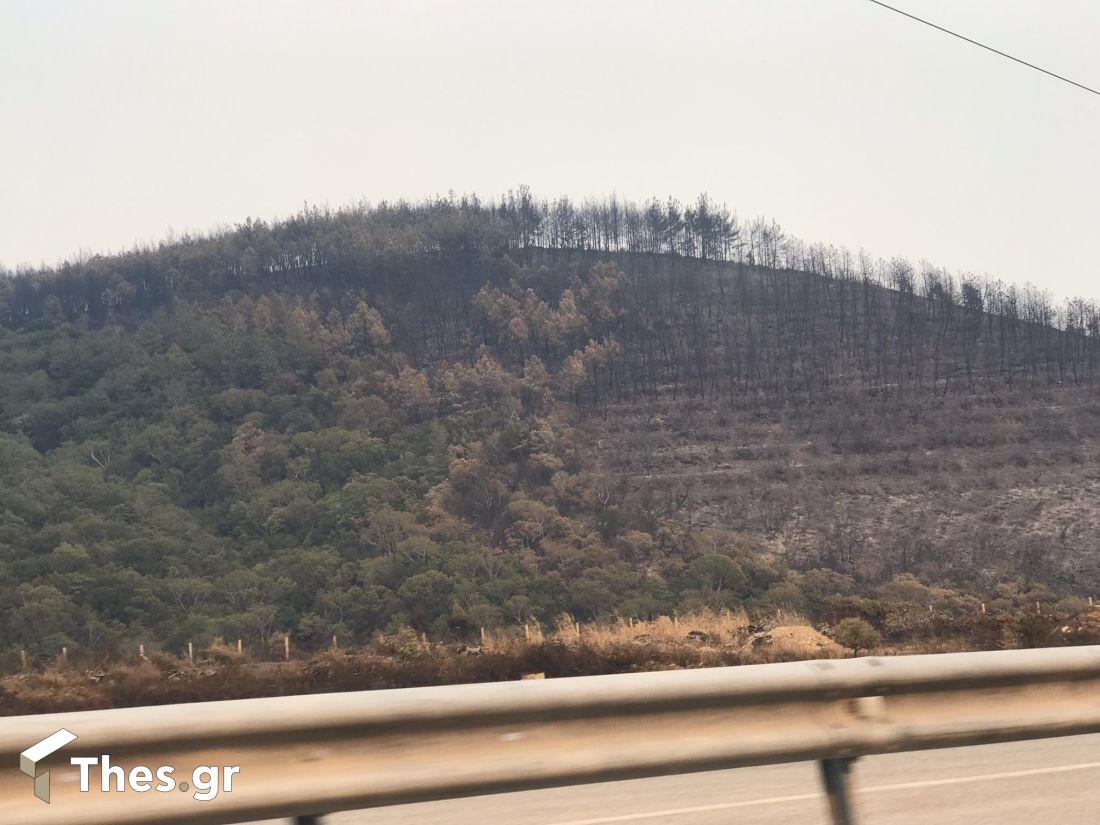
[{"xmin": 1, "ymin": 191, "xmax": 1098, "ymax": 663}]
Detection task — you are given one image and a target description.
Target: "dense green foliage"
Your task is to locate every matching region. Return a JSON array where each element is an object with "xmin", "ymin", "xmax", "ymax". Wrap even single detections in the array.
[
  {"xmin": 0, "ymin": 287, "xmax": 781, "ymax": 657},
  {"xmin": 1, "ymin": 193, "xmax": 1097, "ymax": 659}
]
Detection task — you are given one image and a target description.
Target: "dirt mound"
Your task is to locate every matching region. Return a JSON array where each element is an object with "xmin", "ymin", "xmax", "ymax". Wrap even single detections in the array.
[{"xmin": 742, "ymin": 625, "xmax": 844, "ymax": 658}]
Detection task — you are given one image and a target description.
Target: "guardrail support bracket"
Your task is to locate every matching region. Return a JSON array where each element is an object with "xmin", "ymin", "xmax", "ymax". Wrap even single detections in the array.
[
  {"xmin": 295, "ymin": 816, "xmax": 322, "ymax": 825},
  {"xmin": 819, "ymin": 756, "xmax": 858, "ymax": 825}
]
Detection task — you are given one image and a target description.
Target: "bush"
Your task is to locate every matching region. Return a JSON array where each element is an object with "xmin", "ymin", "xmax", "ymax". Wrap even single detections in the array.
[{"xmin": 832, "ymin": 618, "xmax": 882, "ymax": 655}]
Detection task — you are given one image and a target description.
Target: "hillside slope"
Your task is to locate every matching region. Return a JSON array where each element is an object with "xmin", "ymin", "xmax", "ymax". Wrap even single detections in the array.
[{"xmin": 1, "ymin": 193, "xmax": 1097, "ymax": 661}]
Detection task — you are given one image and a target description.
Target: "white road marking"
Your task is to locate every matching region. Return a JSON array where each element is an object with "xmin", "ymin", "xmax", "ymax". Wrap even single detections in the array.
[
  {"xmin": 855, "ymin": 761, "xmax": 1100, "ymax": 794},
  {"xmin": 542, "ymin": 792, "xmax": 824, "ymax": 825},
  {"xmin": 543, "ymin": 761, "xmax": 1100, "ymax": 825}
]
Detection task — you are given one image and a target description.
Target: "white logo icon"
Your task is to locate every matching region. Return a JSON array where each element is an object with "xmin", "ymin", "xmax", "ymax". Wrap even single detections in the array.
[{"xmin": 20, "ymin": 729, "xmax": 78, "ymax": 803}]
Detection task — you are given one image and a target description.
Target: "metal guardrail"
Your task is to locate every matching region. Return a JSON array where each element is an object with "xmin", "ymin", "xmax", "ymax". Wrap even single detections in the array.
[{"xmin": 3, "ymin": 646, "xmax": 1100, "ymax": 825}]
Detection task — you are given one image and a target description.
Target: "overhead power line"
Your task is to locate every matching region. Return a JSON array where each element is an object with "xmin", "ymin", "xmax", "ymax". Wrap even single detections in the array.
[{"xmin": 864, "ymin": 0, "xmax": 1100, "ymax": 97}]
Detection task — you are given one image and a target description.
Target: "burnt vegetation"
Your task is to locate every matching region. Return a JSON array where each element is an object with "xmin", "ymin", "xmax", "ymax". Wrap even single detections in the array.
[{"xmin": 1, "ymin": 189, "xmax": 1098, "ymax": 666}]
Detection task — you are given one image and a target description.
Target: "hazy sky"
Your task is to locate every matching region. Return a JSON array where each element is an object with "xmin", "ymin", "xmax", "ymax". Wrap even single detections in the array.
[{"xmin": 2, "ymin": 1, "xmax": 1097, "ymax": 298}]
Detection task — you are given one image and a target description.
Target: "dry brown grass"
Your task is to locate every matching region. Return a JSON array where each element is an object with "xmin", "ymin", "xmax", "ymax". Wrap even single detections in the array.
[
  {"xmin": 0, "ymin": 610, "xmax": 810, "ymax": 716},
  {"xmin": 6, "ymin": 606, "xmax": 1086, "ymax": 717},
  {"xmin": 478, "ymin": 609, "xmax": 754, "ymax": 651}
]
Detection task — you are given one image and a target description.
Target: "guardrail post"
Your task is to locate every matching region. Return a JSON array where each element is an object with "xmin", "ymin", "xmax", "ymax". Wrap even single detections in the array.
[
  {"xmin": 819, "ymin": 757, "xmax": 858, "ymax": 825},
  {"xmin": 294, "ymin": 816, "xmax": 322, "ymax": 824}
]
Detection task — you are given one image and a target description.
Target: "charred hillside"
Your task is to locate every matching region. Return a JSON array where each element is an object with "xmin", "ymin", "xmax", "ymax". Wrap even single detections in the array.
[
  {"xmin": 5, "ymin": 193, "xmax": 1098, "ymax": 404},
  {"xmin": 0, "ymin": 192, "xmax": 1097, "ymax": 661}
]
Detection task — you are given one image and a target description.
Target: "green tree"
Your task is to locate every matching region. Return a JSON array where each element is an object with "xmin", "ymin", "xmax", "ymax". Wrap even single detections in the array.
[{"xmin": 833, "ymin": 618, "xmax": 882, "ymax": 656}]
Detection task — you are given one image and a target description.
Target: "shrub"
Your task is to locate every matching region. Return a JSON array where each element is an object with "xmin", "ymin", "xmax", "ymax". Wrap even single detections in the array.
[{"xmin": 833, "ymin": 618, "xmax": 882, "ymax": 655}]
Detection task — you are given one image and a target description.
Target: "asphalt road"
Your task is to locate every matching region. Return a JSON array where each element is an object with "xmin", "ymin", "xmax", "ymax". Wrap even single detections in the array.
[{"xmin": 256, "ymin": 733, "xmax": 1100, "ymax": 824}]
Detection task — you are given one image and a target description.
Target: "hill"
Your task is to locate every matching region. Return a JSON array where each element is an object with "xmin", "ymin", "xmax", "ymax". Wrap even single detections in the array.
[{"xmin": 1, "ymin": 191, "xmax": 1097, "ymax": 662}]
